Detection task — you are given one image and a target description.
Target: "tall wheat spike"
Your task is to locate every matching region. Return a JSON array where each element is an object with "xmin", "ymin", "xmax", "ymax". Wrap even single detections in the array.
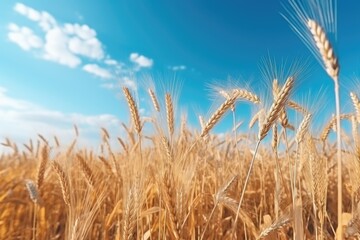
[
  {"xmin": 307, "ymin": 19, "xmax": 339, "ymax": 81},
  {"xmin": 307, "ymin": 18, "xmax": 342, "ymax": 236},
  {"xmin": 165, "ymin": 93, "xmax": 174, "ymax": 137},
  {"xmin": 123, "ymin": 87, "xmax": 142, "ymax": 134}
]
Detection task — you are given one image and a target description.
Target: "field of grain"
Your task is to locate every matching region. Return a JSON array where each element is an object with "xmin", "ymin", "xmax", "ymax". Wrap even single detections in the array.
[
  {"xmin": 0, "ymin": 81, "xmax": 359, "ymax": 239},
  {"xmin": 1, "ymin": 0, "xmax": 358, "ymax": 239}
]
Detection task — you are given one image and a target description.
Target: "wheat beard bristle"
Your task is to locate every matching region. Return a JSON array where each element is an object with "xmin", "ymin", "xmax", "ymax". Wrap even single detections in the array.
[{"xmin": 307, "ymin": 19, "xmax": 339, "ymax": 81}]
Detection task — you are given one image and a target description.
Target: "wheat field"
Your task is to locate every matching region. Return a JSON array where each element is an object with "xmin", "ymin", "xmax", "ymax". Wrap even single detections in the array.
[
  {"xmin": 2, "ymin": 0, "xmax": 359, "ymax": 239},
  {"xmin": 0, "ymin": 83, "xmax": 360, "ymax": 239}
]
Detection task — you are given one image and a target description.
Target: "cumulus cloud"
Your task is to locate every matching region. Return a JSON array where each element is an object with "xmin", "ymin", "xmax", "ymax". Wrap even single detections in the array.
[
  {"xmin": 63, "ymin": 23, "xmax": 96, "ymax": 40},
  {"xmin": 170, "ymin": 65, "xmax": 186, "ymax": 71},
  {"xmin": 8, "ymin": 3, "xmax": 155, "ymax": 83},
  {"xmin": 14, "ymin": 3, "xmax": 57, "ymax": 31},
  {"xmin": 68, "ymin": 37, "xmax": 104, "ymax": 59},
  {"xmin": 43, "ymin": 27, "xmax": 81, "ymax": 68},
  {"xmin": 10, "ymin": 3, "xmax": 105, "ymax": 68},
  {"xmin": 130, "ymin": 53, "xmax": 153, "ymax": 68},
  {"xmin": 14, "ymin": 3, "xmax": 41, "ymax": 22},
  {"xmin": 83, "ymin": 64, "xmax": 113, "ymax": 79},
  {"xmin": 7, "ymin": 23, "xmax": 43, "ymax": 51}
]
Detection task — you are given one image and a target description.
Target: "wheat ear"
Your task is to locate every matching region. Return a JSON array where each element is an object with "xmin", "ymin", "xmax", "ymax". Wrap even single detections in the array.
[
  {"xmin": 350, "ymin": 92, "xmax": 360, "ymax": 122},
  {"xmin": 259, "ymin": 76, "xmax": 295, "ymax": 141},
  {"xmin": 77, "ymin": 154, "xmax": 96, "ymax": 188},
  {"xmin": 148, "ymin": 88, "xmax": 160, "ymax": 112},
  {"xmin": 26, "ymin": 180, "xmax": 41, "ymax": 204},
  {"xmin": 165, "ymin": 93, "xmax": 174, "ymax": 136},
  {"xmin": 296, "ymin": 113, "xmax": 312, "ymax": 144},
  {"xmin": 233, "ymin": 88, "xmax": 260, "ymax": 104},
  {"xmin": 307, "ymin": 19, "xmax": 339, "ymax": 81},
  {"xmin": 36, "ymin": 146, "xmax": 48, "ymax": 189},
  {"xmin": 201, "ymin": 90, "xmax": 240, "ymax": 137},
  {"xmin": 122, "ymin": 87, "xmax": 142, "ymax": 134},
  {"xmin": 52, "ymin": 161, "xmax": 71, "ymax": 207}
]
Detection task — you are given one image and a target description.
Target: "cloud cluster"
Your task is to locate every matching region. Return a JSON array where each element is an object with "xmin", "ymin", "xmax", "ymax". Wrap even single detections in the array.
[
  {"xmin": 7, "ymin": 23, "xmax": 43, "ymax": 51},
  {"xmin": 0, "ymin": 87, "xmax": 123, "ymax": 151},
  {"xmin": 130, "ymin": 53, "xmax": 154, "ymax": 68},
  {"xmin": 10, "ymin": 3, "xmax": 105, "ymax": 69},
  {"xmin": 7, "ymin": 2, "xmax": 154, "ymax": 89}
]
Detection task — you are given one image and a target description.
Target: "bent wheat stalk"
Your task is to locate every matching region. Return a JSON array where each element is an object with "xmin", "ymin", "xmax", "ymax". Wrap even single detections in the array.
[{"xmin": 232, "ymin": 76, "xmax": 294, "ymax": 237}]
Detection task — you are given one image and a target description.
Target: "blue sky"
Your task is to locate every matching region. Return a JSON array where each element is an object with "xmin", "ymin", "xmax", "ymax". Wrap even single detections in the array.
[{"xmin": 1, "ymin": 1, "xmax": 360, "ymax": 148}]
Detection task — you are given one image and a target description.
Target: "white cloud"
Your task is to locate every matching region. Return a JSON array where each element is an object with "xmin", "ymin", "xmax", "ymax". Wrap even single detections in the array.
[
  {"xmin": 14, "ymin": 3, "xmax": 41, "ymax": 22},
  {"xmin": 64, "ymin": 23, "xmax": 96, "ymax": 40},
  {"xmin": 105, "ymin": 59, "xmax": 118, "ymax": 65},
  {"xmin": 38, "ymin": 11, "xmax": 57, "ymax": 31},
  {"xmin": 8, "ymin": 3, "xmax": 153, "ymax": 89},
  {"xmin": 68, "ymin": 36, "xmax": 104, "ymax": 59},
  {"xmin": 170, "ymin": 65, "xmax": 186, "ymax": 71},
  {"xmin": 0, "ymin": 87, "xmax": 123, "ymax": 151},
  {"xmin": 14, "ymin": 3, "xmax": 57, "ymax": 31},
  {"xmin": 83, "ymin": 64, "xmax": 113, "ymax": 79},
  {"xmin": 43, "ymin": 27, "xmax": 81, "ymax": 68},
  {"xmin": 7, "ymin": 23, "xmax": 43, "ymax": 51},
  {"xmin": 130, "ymin": 53, "xmax": 153, "ymax": 68},
  {"xmin": 10, "ymin": 3, "xmax": 105, "ymax": 67}
]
